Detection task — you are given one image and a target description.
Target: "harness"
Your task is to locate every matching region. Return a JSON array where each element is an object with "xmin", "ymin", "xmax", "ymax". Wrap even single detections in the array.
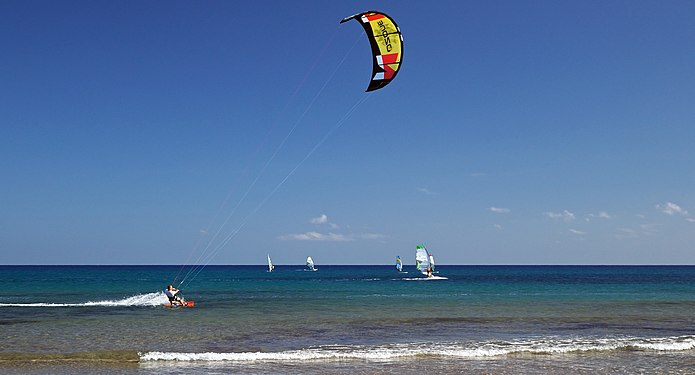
[{"xmin": 165, "ymin": 289, "xmax": 182, "ymax": 302}]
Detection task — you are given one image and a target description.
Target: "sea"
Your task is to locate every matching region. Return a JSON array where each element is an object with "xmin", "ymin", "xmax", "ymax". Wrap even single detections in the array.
[{"xmin": 1, "ymin": 265, "xmax": 694, "ymax": 374}]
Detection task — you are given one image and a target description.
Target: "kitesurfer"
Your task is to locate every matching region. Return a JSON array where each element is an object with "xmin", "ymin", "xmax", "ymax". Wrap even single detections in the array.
[{"xmin": 164, "ymin": 284, "xmax": 184, "ymax": 306}]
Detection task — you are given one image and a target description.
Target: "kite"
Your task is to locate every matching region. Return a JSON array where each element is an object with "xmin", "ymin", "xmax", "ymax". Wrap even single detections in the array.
[{"xmin": 340, "ymin": 11, "xmax": 403, "ymax": 92}]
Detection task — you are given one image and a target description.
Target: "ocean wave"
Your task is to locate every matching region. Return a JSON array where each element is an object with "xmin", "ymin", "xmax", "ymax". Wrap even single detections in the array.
[
  {"xmin": 139, "ymin": 335, "xmax": 695, "ymax": 362},
  {"xmin": 0, "ymin": 292, "xmax": 167, "ymax": 307}
]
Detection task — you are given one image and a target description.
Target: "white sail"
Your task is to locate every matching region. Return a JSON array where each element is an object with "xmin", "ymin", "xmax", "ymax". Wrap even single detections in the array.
[
  {"xmin": 415, "ymin": 245, "xmax": 430, "ymax": 275},
  {"xmin": 306, "ymin": 256, "xmax": 317, "ymax": 271},
  {"xmin": 396, "ymin": 256, "xmax": 403, "ymax": 272},
  {"xmin": 267, "ymin": 254, "xmax": 274, "ymax": 272},
  {"xmin": 428, "ymin": 253, "xmax": 436, "ymax": 273}
]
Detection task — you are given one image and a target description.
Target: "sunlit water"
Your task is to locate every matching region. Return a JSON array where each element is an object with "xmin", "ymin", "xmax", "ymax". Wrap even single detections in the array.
[{"xmin": 1, "ymin": 265, "xmax": 694, "ymax": 374}]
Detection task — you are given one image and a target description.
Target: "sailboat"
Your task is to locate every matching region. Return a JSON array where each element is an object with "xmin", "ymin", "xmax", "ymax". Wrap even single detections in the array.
[
  {"xmin": 396, "ymin": 255, "xmax": 406, "ymax": 273},
  {"xmin": 306, "ymin": 256, "xmax": 317, "ymax": 271},
  {"xmin": 267, "ymin": 254, "xmax": 275, "ymax": 272},
  {"xmin": 428, "ymin": 253, "xmax": 436, "ymax": 273},
  {"xmin": 415, "ymin": 244, "xmax": 447, "ymax": 280},
  {"xmin": 415, "ymin": 245, "xmax": 430, "ymax": 276}
]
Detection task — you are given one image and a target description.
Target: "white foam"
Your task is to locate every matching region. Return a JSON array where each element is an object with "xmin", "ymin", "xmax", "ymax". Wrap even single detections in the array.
[
  {"xmin": 139, "ymin": 335, "xmax": 695, "ymax": 362},
  {"xmin": 140, "ymin": 346, "xmax": 419, "ymax": 362},
  {"xmin": 0, "ymin": 292, "xmax": 168, "ymax": 307},
  {"xmin": 632, "ymin": 337, "xmax": 695, "ymax": 351},
  {"xmin": 401, "ymin": 276, "xmax": 448, "ymax": 281}
]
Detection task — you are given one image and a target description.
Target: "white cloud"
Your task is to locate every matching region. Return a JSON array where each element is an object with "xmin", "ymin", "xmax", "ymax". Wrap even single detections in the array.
[
  {"xmin": 569, "ymin": 229, "xmax": 585, "ymax": 235},
  {"xmin": 687, "ymin": 218, "xmax": 695, "ymax": 223},
  {"xmin": 311, "ymin": 214, "xmax": 329, "ymax": 224},
  {"xmin": 656, "ymin": 202, "xmax": 688, "ymax": 216},
  {"xmin": 489, "ymin": 207, "xmax": 510, "ymax": 214},
  {"xmin": 586, "ymin": 211, "xmax": 612, "ymax": 222},
  {"xmin": 417, "ymin": 187, "xmax": 435, "ymax": 195},
  {"xmin": 494, "ymin": 224, "xmax": 503, "ymax": 230},
  {"xmin": 544, "ymin": 210, "xmax": 576, "ymax": 222},
  {"xmin": 286, "ymin": 215, "xmax": 385, "ymax": 242},
  {"xmin": 278, "ymin": 232, "xmax": 387, "ymax": 242},
  {"xmin": 309, "ymin": 214, "xmax": 340, "ymax": 229},
  {"xmin": 615, "ymin": 223, "xmax": 660, "ymax": 239},
  {"xmin": 279, "ymin": 231, "xmax": 351, "ymax": 242}
]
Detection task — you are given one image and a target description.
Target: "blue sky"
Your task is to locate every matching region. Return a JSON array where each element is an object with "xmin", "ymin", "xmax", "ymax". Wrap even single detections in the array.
[{"xmin": 2, "ymin": 1, "xmax": 694, "ymax": 265}]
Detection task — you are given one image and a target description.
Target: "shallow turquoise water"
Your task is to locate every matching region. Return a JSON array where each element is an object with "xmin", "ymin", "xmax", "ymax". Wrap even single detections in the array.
[{"xmin": 1, "ymin": 265, "xmax": 694, "ymax": 373}]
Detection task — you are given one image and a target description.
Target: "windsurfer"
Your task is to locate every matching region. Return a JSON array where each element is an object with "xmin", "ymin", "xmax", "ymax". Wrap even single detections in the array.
[
  {"xmin": 426, "ymin": 266, "xmax": 433, "ymax": 278},
  {"xmin": 164, "ymin": 284, "xmax": 185, "ymax": 306}
]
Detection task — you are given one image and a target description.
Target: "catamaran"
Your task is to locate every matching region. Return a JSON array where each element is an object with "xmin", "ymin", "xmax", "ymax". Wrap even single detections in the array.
[
  {"xmin": 267, "ymin": 254, "xmax": 275, "ymax": 272},
  {"xmin": 306, "ymin": 256, "xmax": 317, "ymax": 271}
]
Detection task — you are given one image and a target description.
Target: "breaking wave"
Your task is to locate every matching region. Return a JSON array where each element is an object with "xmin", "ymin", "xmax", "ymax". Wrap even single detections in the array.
[{"xmin": 140, "ymin": 335, "xmax": 695, "ymax": 362}]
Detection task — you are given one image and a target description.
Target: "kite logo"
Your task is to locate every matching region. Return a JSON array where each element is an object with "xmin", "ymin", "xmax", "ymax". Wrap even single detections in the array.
[{"xmin": 377, "ymin": 20, "xmax": 393, "ymax": 52}]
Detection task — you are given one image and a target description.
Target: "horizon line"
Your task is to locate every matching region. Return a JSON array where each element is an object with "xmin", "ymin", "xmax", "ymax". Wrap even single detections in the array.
[{"xmin": 2, "ymin": 264, "xmax": 693, "ymax": 267}]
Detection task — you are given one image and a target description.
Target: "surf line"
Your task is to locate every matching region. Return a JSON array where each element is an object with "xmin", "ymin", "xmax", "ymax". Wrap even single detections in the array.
[{"xmin": 140, "ymin": 335, "xmax": 695, "ymax": 362}]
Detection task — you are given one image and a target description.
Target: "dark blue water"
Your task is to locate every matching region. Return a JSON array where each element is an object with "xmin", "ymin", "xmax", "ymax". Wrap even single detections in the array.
[{"xmin": 1, "ymin": 265, "xmax": 694, "ymax": 374}]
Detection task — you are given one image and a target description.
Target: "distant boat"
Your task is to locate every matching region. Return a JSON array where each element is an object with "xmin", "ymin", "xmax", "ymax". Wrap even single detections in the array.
[
  {"xmin": 416, "ymin": 244, "xmax": 434, "ymax": 276},
  {"xmin": 415, "ymin": 244, "xmax": 446, "ymax": 279},
  {"xmin": 396, "ymin": 255, "xmax": 406, "ymax": 273},
  {"xmin": 306, "ymin": 256, "xmax": 317, "ymax": 271},
  {"xmin": 429, "ymin": 252, "xmax": 437, "ymax": 274},
  {"xmin": 267, "ymin": 254, "xmax": 275, "ymax": 272}
]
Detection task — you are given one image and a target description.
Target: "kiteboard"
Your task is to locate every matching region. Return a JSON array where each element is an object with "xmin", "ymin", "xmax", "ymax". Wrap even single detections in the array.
[{"xmin": 163, "ymin": 301, "xmax": 195, "ymax": 308}]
